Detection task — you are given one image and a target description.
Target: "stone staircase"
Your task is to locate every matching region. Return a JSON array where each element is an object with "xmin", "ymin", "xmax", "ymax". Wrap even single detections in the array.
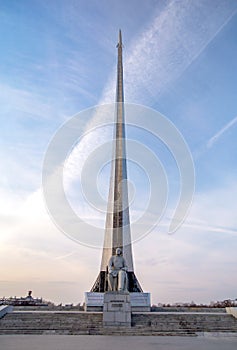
[
  {"xmin": 0, "ymin": 311, "xmax": 237, "ymax": 335},
  {"xmin": 131, "ymin": 312, "xmax": 237, "ymax": 336},
  {"xmin": 0, "ymin": 312, "xmax": 103, "ymax": 335}
]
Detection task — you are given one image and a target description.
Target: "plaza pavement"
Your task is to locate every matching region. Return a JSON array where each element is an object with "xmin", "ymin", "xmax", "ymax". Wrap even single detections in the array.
[{"xmin": 1, "ymin": 334, "xmax": 237, "ymax": 350}]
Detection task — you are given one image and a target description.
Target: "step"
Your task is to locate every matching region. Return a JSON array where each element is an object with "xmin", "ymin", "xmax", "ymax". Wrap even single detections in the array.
[{"xmin": 0, "ymin": 311, "xmax": 237, "ymax": 335}]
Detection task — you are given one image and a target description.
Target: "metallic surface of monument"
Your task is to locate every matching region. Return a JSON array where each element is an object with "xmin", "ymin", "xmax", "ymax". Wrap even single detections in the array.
[{"xmin": 91, "ymin": 30, "xmax": 142, "ymax": 293}]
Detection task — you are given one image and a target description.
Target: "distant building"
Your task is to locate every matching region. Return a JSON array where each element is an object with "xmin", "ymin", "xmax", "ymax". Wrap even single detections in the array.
[{"xmin": 0, "ymin": 290, "xmax": 48, "ymax": 306}]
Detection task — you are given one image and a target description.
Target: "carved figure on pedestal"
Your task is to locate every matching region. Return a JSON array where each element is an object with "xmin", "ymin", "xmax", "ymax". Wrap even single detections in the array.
[{"xmin": 108, "ymin": 248, "xmax": 128, "ymax": 291}]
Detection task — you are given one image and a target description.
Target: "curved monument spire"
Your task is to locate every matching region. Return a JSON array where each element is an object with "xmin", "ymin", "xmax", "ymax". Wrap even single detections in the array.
[{"xmin": 91, "ymin": 30, "xmax": 142, "ymax": 293}]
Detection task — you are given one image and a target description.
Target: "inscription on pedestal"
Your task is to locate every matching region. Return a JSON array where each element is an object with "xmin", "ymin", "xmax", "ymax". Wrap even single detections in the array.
[{"xmin": 112, "ymin": 303, "xmax": 123, "ymax": 307}]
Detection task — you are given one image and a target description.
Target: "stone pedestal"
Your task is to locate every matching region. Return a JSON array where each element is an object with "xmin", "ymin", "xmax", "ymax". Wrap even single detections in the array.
[
  {"xmin": 130, "ymin": 292, "xmax": 151, "ymax": 312},
  {"xmin": 84, "ymin": 292, "xmax": 104, "ymax": 312},
  {"xmin": 103, "ymin": 292, "xmax": 131, "ymax": 327},
  {"xmin": 85, "ymin": 291, "xmax": 151, "ymax": 312}
]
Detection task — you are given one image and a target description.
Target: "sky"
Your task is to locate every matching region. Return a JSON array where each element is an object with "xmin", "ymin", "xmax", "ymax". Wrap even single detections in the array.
[{"xmin": 0, "ymin": 0, "xmax": 237, "ymax": 305}]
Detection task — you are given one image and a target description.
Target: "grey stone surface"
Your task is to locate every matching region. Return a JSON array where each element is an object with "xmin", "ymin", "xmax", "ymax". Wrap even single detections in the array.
[
  {"xmin": 1, "ymin": 310, "xmax": 237, "ymax": 335},
  {"xmin": 226, "ymin": 307, "xmax": 237, "ymax": 319},
  {"xmin": 0, "ymin": 305, "xmax": 13, "ymax": 318},
  {"xmin": 1, "ymin": 334, "xmax": 237, "ymax": 350},
  {"xmin": 103, "ymin": 292, "xmax": 131, "ymax": 327},
  {"xmin": 130, "ymin": 292, "xmax": 150, "ymax": 312},
  {"xmin": 85, "ymin": 292, "xmax": 150, "ymax": 312},
  {"xmin": 108, "ymin": 248, "xmax": 128, "ymax": 292},
  {"xmin": 84, "ymin": 292, "xmax": 104, "ymax": 311}
]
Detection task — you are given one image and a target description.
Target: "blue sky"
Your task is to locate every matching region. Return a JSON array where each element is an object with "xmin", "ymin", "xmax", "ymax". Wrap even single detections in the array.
[{"xmin": 1, "ymin": 0, "xmax": 237, "ymax": 304}]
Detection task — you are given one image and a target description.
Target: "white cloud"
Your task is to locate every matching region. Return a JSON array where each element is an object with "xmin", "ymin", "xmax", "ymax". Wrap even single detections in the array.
[
  {"xmin": 1, "ymin": 175, "xmax": 237, "ymax": 304},
  {"xmin": 62, "ymin": 0, "xmax": 237, "ymax": 209},
  {"xmin": 1, "ymin": 0, "xmax": 237, "ymax": 304},
  {"xmin": 102, "ymin": 0, "xmax": 237, "ymax": 105},
  {"xmin": 0, "ymin": 83, "xmax": 54, "ymax": 120},
  {"xmin": 134, "ymin": 180, "xmax": 237, "ymax": 303},
  {"xmin": 61, "ymin": 0, "xmax": 237, "ymax": 190},
  {"xmin": 45, "ymin": 1, "xmax": 235, "ymax": 202},
  {"xmin": 0, "ymin": 186, "xmax": 102, "ymax": 303}
]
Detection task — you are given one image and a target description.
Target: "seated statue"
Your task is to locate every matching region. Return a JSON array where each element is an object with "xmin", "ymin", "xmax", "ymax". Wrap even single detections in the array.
[{"xmin": 108, "ymin": 247, "xmax": 128, "ymax": 292}]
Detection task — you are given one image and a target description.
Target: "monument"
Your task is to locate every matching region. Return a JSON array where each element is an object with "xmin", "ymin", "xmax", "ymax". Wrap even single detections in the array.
[
  {"xmin": 85, "ymin": 30, "xmax": 150, "ymax": 317},
  {"xmin": 108, "ymin": 247, "xmax": 128, "ymax": 292}
]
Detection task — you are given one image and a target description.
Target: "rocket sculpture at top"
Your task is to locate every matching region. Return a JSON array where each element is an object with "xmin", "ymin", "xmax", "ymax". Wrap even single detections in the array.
[{"xmin": 91, "ymin": 30, "xmax": 142, "ymax": 293}]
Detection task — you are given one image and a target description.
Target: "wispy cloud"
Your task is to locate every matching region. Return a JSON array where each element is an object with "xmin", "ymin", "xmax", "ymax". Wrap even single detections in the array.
[
  {"xmin": 207, "ymin": 115, "xmax": 237, "ymax": 148},
  {"xmin": 69, "ymin": 0, "xmax": 237, "ymax": 183},
  {"xmin": 102, "ymin": 0, "xmax": 237, "ymax": 105},
  {"xmin": 63, "ymin": 0, "xmax": 237, "ymax": 224},
  {"xmin": 2, "ymin": 0, "xmax": 237, "ymax": 304},
  {"xmin": 0, "ymin": 83, "xmax": 54, "ymax": 120},
  {"xmin": 1, "ymin": 171, "xmax": 237, "ymax": 303},
  {"xmin": 134, "ymin": 180, "xmax": 237, "ymax": 303}
]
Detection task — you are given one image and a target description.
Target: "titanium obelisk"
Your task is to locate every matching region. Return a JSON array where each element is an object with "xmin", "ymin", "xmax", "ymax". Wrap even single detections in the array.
[{"xmin": 91, "ymin": 30, "xmax": 142, "ymax": 293}]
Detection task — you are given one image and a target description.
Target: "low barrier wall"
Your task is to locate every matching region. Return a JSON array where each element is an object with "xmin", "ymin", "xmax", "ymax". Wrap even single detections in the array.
[
  {"xmin": 0, "ymin": 305, "xmax": 13, "ymax": 319},
  {"xmin": 226, "ymin": 307, "xmax": 237, "ymax": 318}
]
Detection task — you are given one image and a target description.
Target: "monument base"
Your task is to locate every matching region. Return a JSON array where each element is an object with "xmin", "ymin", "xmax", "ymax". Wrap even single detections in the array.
[
  {"xmin": 84, "ymin": 292, "xmax": 104, "ymax": 312},
  {"xmin": 103, "ymin": 291, "xmax": 131, "ymax": 327},
  {"xmin": 84, "ymin": 292, "xmax": 151, "ymax": 312}
]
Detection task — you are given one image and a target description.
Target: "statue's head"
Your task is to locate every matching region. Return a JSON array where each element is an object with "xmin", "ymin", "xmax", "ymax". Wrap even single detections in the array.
[{"xmin": 115, "ymin": 247, "xmax": 122, "ymax": 256}]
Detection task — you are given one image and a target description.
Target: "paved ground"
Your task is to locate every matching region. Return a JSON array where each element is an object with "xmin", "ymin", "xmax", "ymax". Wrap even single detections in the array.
[{"xmin": 1, "ymin": 334, "xmax": 237, "ymax": 350}]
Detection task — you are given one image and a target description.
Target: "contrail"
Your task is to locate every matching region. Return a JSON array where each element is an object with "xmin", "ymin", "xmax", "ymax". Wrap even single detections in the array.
[
  {"xmin": 207, "ymin": 115, "xmax": 237, "ymax": 148},
  {"xmin": 53, "ymin": 251, "xmax": 75, "ymax": 260},
  {"xmin": 64, "ymin": 0, "xmax": 237, "ymax": 216},
  {"xmin": 102, "ymin": 0, "xmax": 237, "ymax": 105}
]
